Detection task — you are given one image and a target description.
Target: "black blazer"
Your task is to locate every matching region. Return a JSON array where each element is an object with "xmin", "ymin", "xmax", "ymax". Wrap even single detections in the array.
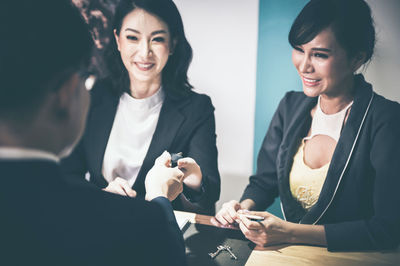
[
  {"xmin": 0, "ymin": 159, "xmax": 186, "ymax": 266},
  {"xmin": 241, "ymin": 75, "xmax": 400, "ymax": 251},
  {"xmin": 61, "ymin": 79, "xmax": 220, "ymax": 214}
]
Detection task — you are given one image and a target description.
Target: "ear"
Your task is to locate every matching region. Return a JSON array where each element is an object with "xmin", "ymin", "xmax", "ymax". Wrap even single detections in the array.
[
  {"xmin": 52, "ymin": 73, "xmax": 79, "ymax": 121},
  {"xmin": 351, "ymin": 52, "xmax": 367, "ymax": 72},
  {"xmin": 114, "ymin": 29, "xmax": 121, "ymax": 52},
  {"xmin": 169, "ymin": 38, "xmax": 177, "ymax": 55}
]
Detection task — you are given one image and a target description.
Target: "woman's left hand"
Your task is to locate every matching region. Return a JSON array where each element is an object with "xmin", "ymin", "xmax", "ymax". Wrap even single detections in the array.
[
  {"xmin": 177, "ymin": 157, "xmax": 202, "ymax": 191},
  {"xmin": 237, "ymin": 210, "xmax": 292, "ymax": 247}
]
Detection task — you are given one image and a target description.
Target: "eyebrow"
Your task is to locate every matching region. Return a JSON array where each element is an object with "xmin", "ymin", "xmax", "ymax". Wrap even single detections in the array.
[
  {"xmin": 125, "ymin": 28, "xmax": 168, "ymax": 35},
  {"xmin": 311, "ymin": 48, "xmax": 332, "ymax": 53}
]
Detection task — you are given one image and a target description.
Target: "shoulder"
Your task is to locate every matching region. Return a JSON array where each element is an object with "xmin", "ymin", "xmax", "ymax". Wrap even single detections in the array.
[
  {"xmin": 89, "ymin": 77, "xmax": 120, "ymax": 107},
  {"xmin": 167, "ymin": 90, "xmax": 215, "ymax": 114},
  {"xmin": 370, "ymin": 92, "xmax": 400, "ymax": 126},
  {"xmin": 276, "ymin": 90, "xmax": 309, "ymax": 115}
]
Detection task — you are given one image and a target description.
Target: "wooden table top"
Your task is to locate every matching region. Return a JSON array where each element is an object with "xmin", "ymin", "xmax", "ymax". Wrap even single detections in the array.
[{"xmin": 174, "ymin": 211, "xmax": 400, "ymax": 266}]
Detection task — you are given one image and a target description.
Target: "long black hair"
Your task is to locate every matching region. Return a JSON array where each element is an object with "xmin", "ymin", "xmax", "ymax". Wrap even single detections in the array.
[{"xmin": 104, "ymin": 0, "xmax": 193, "ymax": 96}]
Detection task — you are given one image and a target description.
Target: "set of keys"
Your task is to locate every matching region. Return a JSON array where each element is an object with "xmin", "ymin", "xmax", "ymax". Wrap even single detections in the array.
[{"xmin": 208, "ymin": 245, "xmax": 238, "ymax": 260}]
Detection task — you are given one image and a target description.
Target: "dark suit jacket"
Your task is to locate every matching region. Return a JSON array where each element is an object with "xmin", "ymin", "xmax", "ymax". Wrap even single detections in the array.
[
  {"xmin": 0, "ymin": 159, "xmax": 186, "ymax": 266},
  {"xmin": 241, "ymin": 75, "xmax": 400, "ymax": 251},
  {"xmin": 61, "ymin": 79, "xmax": 220, "ymax": 214}
]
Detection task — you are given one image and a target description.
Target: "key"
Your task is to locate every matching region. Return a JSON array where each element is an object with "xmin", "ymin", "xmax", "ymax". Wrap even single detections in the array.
[
  {"xmin": 208, "ymin": 245, "xmax": 225, "ymax": 259},
  {"xmin": 224, "ymin": 245, "xmax": 238, "ymax": 260}
]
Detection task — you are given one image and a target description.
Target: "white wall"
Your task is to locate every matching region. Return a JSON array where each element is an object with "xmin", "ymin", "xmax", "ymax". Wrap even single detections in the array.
[
  {"xmin": 365, "ymin": 0, "xmax": 400, "ymax": 102},
  {"xmin": 174, "ymin": 0, "xmax": 259, "ymax": 179}
]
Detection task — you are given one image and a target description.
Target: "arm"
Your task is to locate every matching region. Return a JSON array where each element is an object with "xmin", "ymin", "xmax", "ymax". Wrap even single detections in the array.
[
  {"xmin": 324, "ymin": 106, "xmax": 400, "ymax": 251},
  {"xmin": 181, "ymin": 96, "xmax": 220, "ymax": 213}
]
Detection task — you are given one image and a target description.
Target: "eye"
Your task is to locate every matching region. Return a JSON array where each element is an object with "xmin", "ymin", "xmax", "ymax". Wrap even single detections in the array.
[
  {"xmin": 152, "ymin": 37, "xmax": 165, "ymax": 43},
  {"xmin": 294, "ymin": 46, "xmax": 304, "ymax": 53},
  {"xmin": 314, "ymin": 53, "xmax": 328, "ymax": 59},
  {"xmin": 126, "ymin": 35, "xmax": 138, "ymax": 41}
]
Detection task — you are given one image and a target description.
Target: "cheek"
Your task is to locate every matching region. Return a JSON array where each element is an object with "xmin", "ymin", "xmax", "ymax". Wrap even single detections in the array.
[{"xmin": 292, "ymin": 52, "xmax": 301, "ymax": 70}]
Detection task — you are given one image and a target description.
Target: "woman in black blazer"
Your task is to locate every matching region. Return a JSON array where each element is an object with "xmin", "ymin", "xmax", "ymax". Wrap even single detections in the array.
[
  {"xmin": 213, "ymin": 0, "xmax": 400, "ymax": 251},
  {"xmin": 61, "ymin": 0, "xmax": 220, "ymax": 214}
]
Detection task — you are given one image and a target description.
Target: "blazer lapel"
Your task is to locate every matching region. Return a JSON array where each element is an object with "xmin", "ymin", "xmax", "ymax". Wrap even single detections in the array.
[
  {"xmin": 278, "ymin": 96, "xmax": 317, "ymax": 222},
  {"xmin": 133, "ymin": 94, "xmax": 188, "ymax": 194},
  {"xmin": 86, "ymin": 97, "xmax": 119, "ymax": 187},
  {"xmin": 301, "ymin": 75, "xmax": 374, "ymax": 224}
]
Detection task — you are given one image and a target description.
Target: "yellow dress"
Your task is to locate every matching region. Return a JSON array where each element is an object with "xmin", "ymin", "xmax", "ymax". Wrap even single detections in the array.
[{"xmin": 289, "ymin": 140, "xmax": 329, "ymax": 210}]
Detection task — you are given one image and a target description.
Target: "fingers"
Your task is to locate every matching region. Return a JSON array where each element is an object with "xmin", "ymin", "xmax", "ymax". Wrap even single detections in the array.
[
  {"xmin": 177, "ymin": 157, "xmax": 197, "ymax": 167},
  {"xmin": 239, "ymin": 221, "xmax": 266, "ymax": 246},
  {"xmin": 104, "ymin": 177, "xmax": 136, "ymax": 198},
  {"xmin": 155, "ymin": 150, "xmax": 171, "ymax": 167},
  {"xmin": 238, "ymin": 213, "xmax": 263, "ymax": 230},
  {"xmin": 214, "ymin": 200, "xmax": 241, "ymax": 226}
]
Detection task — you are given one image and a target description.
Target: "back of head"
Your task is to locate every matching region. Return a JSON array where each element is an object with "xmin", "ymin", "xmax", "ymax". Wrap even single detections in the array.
[
  {"xmin": 0, "ymin": 0, "xmax": 93, "ymax": 123},
  {"xmin": 289, "ymin": 0, "xmax": 375, "ymax": 64}
]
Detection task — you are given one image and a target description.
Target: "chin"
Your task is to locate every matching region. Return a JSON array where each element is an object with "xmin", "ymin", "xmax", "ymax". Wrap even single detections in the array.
[{"xmin": 302, "ymin": 86, "xmax": 321, "ymax": 98}]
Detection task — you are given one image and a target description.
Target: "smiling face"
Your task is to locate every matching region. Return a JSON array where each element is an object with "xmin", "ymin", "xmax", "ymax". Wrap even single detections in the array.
[
  {"xmin": 292, "ymin": 26, "xmax": 361, "ymax": 99},
  {"xmin": 114, "ymin": 8, "xmax": 173, "ymax": 89}
]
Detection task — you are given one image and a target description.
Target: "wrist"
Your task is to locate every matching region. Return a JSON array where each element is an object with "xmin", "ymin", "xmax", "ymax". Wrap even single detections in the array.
[{"xmin": 285, "ymin": 222, "xmax": 297, "ymax": 244}]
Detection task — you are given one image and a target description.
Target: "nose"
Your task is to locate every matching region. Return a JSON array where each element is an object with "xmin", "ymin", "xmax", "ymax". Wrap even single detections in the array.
[
  {"xmin": 138, "ymin": 39, "xmax": 151, "ymax": 58},
  {"xmin": 298, "ymin": 54, "xmax": 313, "ymax": 73}
]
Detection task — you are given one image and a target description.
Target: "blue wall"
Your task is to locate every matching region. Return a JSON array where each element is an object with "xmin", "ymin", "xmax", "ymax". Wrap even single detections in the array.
[{"xmin": 253, "ymin": 0, "xmax": 307, "ymax": 217}]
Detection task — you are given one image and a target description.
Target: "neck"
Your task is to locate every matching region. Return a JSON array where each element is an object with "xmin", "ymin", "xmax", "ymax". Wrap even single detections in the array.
[
  {"xmin": 129, "ymin": 77, "xmax": 162, "ymax": 99},
  {"xmin": 319, "ymin": 76, "xmax": 355, "ymax": 114}
]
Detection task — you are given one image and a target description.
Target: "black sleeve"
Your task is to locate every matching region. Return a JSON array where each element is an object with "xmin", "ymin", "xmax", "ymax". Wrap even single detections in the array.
[
  {"xmin": 151, "ymin": 197, "xmax": 187, "ymax": 265},
  {"xmin": 240, "ymin": 94, "xmax": 287, "ymax": 210},
  {"xmin": 182, "ymin": 96, "xmax": 220, "ymax": 214},
  {"xmin": 325, "ymin": 104, "xmax": 400, "ymax": 251}
]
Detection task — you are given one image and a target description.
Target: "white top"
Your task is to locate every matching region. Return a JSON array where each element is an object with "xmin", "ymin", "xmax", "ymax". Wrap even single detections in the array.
[
  {"xmin": 102, "ymin": 87, "xmax": 165, "ymax": 187},
  {"xmin": 0, "ymin": 147, "xmax": 59, "ymax": 162},
  {"xmin": 304, "ymin": 96, "xmax": 353, "ymax": 142}
]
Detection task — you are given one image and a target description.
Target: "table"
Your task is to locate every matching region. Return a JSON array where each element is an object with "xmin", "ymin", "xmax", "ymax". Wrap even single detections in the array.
[{"xmin": 174, "ymin": 211, "xmax": 400, "ymax": 266}]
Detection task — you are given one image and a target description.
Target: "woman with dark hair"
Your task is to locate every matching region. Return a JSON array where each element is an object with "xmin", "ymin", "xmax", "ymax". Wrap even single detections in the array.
[
  {"xmin": 62, "ymin": 0, "xmax": 220, "ymax": 214},
  {"xmin": 213, "ymin": 0, "xmax": 400, "ymax": 251}
]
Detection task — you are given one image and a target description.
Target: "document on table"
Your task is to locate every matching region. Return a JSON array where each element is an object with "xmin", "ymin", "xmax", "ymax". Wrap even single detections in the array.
[{"xmin": 176, "ymin": 216, "xmax": 190, "ymax": 231}]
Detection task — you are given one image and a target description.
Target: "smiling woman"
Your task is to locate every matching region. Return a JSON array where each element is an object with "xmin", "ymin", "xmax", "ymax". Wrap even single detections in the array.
[
  {"xmin": 214, "ymin": 0, "xmax": 400, "ymax": 251},
  {"xmin": 61, "ymin": 0, "xmax": 220, "ymax": 215}
]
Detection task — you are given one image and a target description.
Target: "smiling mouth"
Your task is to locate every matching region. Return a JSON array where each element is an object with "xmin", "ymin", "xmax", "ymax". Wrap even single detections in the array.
[
  {"xmin": 302, "ymin": 77, "xmax": 321, "ymax": 86},
  {"xmin": 135, "ymin": 62, "xmax": 155, "ymax": 71}
]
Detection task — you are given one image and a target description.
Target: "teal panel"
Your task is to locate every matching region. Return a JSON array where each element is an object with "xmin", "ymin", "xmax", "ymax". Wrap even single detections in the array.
[{"xmin": 253, "ymin": 0, "xmax": 307, "ymax": 218}]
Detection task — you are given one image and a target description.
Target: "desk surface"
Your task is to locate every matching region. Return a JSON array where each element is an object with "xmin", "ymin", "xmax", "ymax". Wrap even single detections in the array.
[{"xmin": 174, "ymin": 211, "xmax": 400, "ymax": 266}]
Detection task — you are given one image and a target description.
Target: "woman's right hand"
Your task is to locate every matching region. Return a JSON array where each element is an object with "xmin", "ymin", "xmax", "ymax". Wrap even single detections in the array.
[
  {"xmin": 103, "ymin": 177, "xmax": 137, "ymax": 198},
  {"xmin": 211, "ymin": 200, "xmax": 243, "ymax": 228}
]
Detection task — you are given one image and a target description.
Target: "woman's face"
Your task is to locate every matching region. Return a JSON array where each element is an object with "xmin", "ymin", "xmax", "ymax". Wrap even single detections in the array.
[
  {"xmin": 114, "ymin": 8, "xmax": 172, "ymax": 86},
  {"xmin": 292, "ymin": 26, "xmax": 360, "ymax": 98}
]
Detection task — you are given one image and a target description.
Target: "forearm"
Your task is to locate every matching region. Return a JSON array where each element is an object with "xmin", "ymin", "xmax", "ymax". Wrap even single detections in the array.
[
  {"xmin": 240, "ymin": 199, "xmax": 256, "ymax": 210},
  {"xmin": 287, "ymin": 223, "xmax": 327, "ymax": 246}
]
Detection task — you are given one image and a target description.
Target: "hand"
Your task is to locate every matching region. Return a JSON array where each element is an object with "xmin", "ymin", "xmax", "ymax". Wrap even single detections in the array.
[
  {"xmin": 237, "ymin": 210, "xmax": 291, "ymax": 247},
  {"xmin": 211, "ymin": 200, "xmax": 243, "ymax": 228},
  {"xmin": 145, "ymin": 151, "xmax": 185, "ymax": 201},
  {"xmin": 177, "ymin": 157, "xmax": 202, "ymax": 191},
  {"xmin": 103, "ymin": 177, "xmax": 137, "ymax": 197}
]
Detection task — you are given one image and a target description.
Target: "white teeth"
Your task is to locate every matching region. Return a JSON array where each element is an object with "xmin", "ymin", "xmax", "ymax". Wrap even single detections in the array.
[
  {"xmin": 304, "ymin": 77, "xmax": 318, "ymax": 82},
  {"xmin": 137, "ymin": 63, "xmax": 153, "ymax": 69}
]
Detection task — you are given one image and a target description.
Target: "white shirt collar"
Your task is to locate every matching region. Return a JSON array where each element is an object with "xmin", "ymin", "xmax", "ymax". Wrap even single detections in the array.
[{"xmin": 0, "ymin": 147, "xmax": 59, "ymax": 163}]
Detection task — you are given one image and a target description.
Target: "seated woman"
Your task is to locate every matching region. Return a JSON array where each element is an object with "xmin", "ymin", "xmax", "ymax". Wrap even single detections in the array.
[
  {"xmin": 61, "ymin": 0, "xmax": 220, "ymax": 214},
  {"xmin": 213, "ymin": 0, "xmax": 400, "ymax": 251}
]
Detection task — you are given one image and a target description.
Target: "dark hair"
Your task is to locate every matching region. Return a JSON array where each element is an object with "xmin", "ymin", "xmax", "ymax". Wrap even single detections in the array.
[
  {"xmin": 289, "ymin": 0, "xmax": 375, "ymax": 64},
  {"xmin": 104, "ymin": 0, "xmax": 193, "ymax": 96},
  {"xmin": 0, "ymin": 0, "xmax": 93, "ymax": 121}
]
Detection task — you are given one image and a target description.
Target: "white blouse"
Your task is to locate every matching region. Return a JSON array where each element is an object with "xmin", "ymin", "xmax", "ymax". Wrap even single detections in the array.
[{"xmin": 102, "ymin": 88, "xmax": 165, "ymax": 187}]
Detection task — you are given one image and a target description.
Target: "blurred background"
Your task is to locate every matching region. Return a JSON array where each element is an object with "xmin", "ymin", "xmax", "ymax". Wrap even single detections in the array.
[{"xmin": 74, "ymin": 0, "xmax": 400, "ymax": 216}]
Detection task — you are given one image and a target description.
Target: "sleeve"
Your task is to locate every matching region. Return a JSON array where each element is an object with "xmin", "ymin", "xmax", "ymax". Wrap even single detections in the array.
[
  {"xmin": 182, "ymin": 95, "xmax": 221, "ymax": 214},
  {"xmin": 60, "ymin": 138, "xmax": 90, "ymax": 187},
  {"xmin": 240, "ymin": 95, "xmax": 287, "ymax": 210},
  {"xmin": 151, "ymin": 197, "xmax": 187, "ymax": 265},
  {"xmin": 325, "ymin": 104, "xmax": 400, "ymax": 251}
]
